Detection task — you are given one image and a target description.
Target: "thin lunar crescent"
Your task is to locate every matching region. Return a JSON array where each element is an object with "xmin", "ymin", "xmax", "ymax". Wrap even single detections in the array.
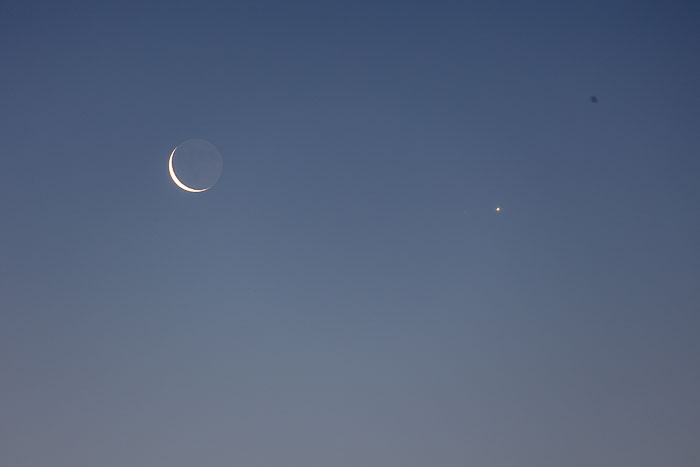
[{"xmin": 169, "ymin": 148, "xmax": 208, "ymax": 193}]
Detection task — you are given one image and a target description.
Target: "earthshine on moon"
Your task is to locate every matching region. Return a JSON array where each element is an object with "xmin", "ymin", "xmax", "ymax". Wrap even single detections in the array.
[{"xmin": 168, "ymin": 139, "xmax": 223, "ymax": 193}]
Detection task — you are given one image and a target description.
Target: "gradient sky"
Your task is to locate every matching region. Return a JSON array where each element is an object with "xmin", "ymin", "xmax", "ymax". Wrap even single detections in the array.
[{"xmin": 1, "ymin": 1, "xmax": 699, "ymax": 466}]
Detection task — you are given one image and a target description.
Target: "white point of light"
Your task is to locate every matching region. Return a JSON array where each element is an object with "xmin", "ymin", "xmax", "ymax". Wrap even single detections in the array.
[
  {"xmin": 168, "ymin": 147, "xmax": 208, "ymax": 193},
  {"xmin": 495, "ymin": 206, "xmax": 501, "ymax": 212}
]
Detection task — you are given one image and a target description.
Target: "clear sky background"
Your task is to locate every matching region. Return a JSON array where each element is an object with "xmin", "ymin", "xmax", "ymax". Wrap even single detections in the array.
[{"xmin": 1, "ymin": 1, "xmax": 699, "ymax": 466}]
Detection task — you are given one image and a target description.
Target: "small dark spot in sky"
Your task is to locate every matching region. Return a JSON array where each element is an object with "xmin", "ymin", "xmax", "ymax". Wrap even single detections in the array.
[{"xmin": 590, "ymin": 95, "xmax": 598, "ymax": 103}]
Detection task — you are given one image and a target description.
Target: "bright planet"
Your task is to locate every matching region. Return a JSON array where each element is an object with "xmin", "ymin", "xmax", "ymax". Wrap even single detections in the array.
[{"xmin": 168, "ymin": 139, "xmax": 223, "ymax": 193}]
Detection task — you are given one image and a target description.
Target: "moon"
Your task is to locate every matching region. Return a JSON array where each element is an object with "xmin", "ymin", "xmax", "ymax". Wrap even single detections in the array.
[
  {"xmin": 169, "ymin": 148, "xmax": 208, "ymax": 193},
  {"xmin": 168, "ymin": 140, "xmax": 223, "ymax": 193}
]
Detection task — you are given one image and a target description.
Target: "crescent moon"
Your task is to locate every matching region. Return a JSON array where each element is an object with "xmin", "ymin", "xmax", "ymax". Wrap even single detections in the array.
[{"xmin": 169, "ymin": 148, "xmax": 208, "ymax": 193}]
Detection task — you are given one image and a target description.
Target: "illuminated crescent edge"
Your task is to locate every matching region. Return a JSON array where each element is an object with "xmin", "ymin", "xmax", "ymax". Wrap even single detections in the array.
[{"xmin": 168, "ymin": 148, "xmax": 209, "ymax": 193}]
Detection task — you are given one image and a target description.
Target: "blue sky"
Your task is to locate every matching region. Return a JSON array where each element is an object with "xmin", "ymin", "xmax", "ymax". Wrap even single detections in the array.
[{"xmin": 1, "ymin": 1, "xmax": 699, "ymax": 465}]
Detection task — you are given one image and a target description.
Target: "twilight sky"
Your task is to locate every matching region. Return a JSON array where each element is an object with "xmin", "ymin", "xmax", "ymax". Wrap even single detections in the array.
[{"xmin": 1, "ymin": 1, "xmax": 699, "ymax": 466}]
